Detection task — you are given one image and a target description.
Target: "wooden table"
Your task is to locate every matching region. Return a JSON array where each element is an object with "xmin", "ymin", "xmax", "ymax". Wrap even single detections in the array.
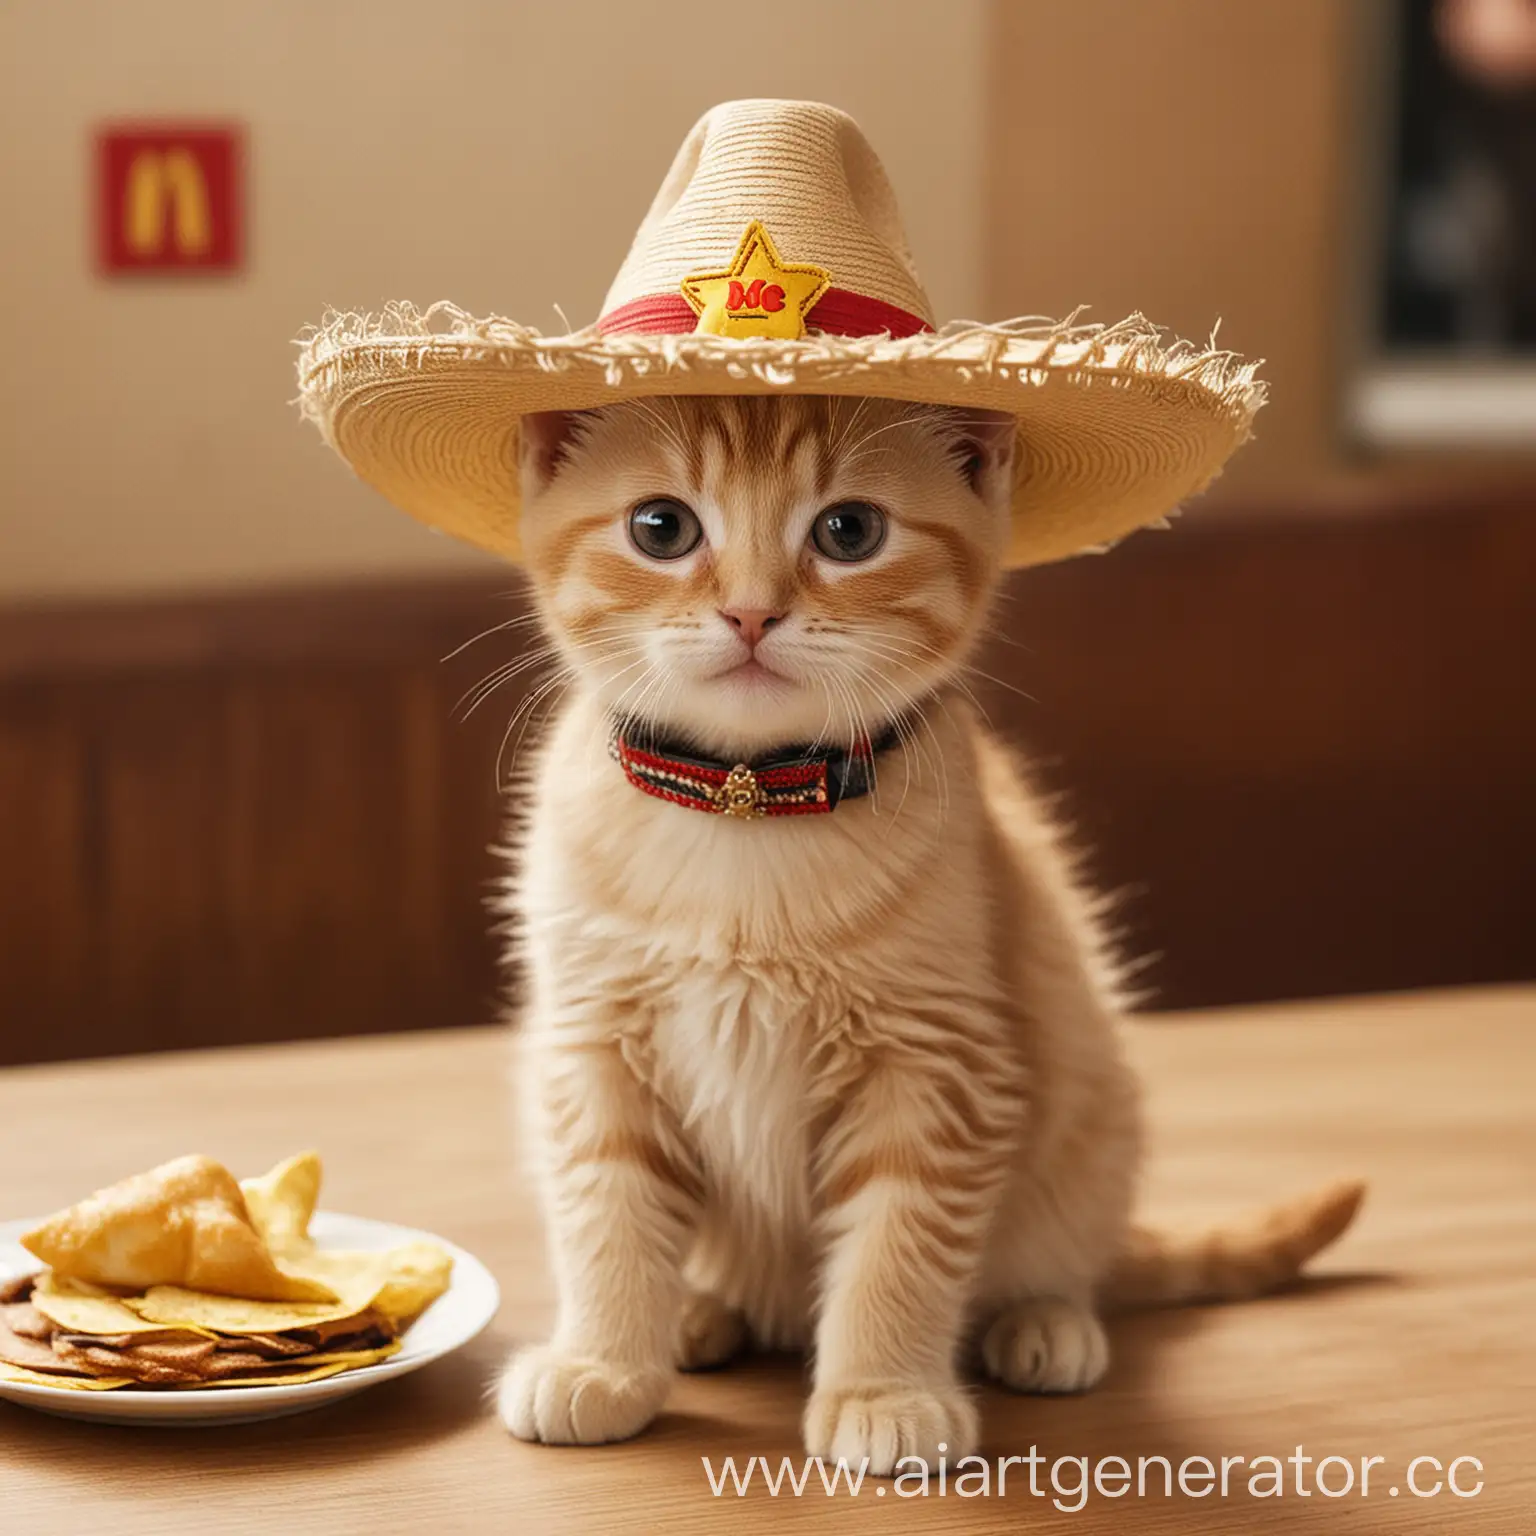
[{"xmin": 1, "ymin": 987, "xmax": 1530, "ymax": 1533}]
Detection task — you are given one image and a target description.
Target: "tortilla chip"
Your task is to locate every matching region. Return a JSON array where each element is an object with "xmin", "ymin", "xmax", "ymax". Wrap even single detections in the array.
[
  {"xmin": 22, "ymin": 1155, "xmax": 337, "ymax": 1304},
  {"xmin": 224, "ymin": 1331, "xmax": 314, "ymax": 1358},
  {"xmin": 180, "ymin": 1340, "xmax": 401, "ymax": 1388},
  {"xmin": 0, "ymin": 1310, "xmax": 73, "ymax": 1373},
  {"xmin": 50, "ymin": 1334, "xmax": 296, "ymax": 1385},
  {"xmin": 290, "ymin": 1241, "xmax": 452, "ymax": 1329},
  {"xmin": 295, "ymin": 1311, "xmax": 395, "ymax": 1347},
  {"xmin": 221, "ymin": 1311, "xmax": 393, "ymax": 1358},
  {"xmin": 125, "ymin": 1252, "xmax": 390, "ymax": 1335},
  {"xmin": 0, "ymin": 1272, "xmax": 39, "ymax": 1305},
  {"xmin": 31, "ymin": 1272, "xmax": 220, "ymax": 1338},
  {"xmin": 57, "ymin": 1328, "xmax": 212, "ymax": 1350},
  {"xmin": 2, "ymin": 1301, "xmax": 53, "ymax": 1341},
  {"xmin": 31, "ymin": 1272, "xmax": 122, "ymax": 1299},
  {"xmin": 240, "ymin": 1152, "xmax": 322, "ymax": 1255},
  {"xmin": 233, "ymin": 1340, "xmax": 400, "ymax": 1373},
  {"xmin": 0, "ymin": 1361, "xmax": 131, "ymax": 1390},
  {"xmin": 50, "ymin": 1335, "xmax": 213, "ymax": 1385},
  {"xmin": 371, "ymin": 1242, "xmax": 455, "ymax": 1327}
]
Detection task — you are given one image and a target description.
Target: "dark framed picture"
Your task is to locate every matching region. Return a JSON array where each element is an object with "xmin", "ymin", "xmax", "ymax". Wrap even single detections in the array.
[{"xmin": 1348, "ymin": 0, "xmax": 1536, "ymax": 447}]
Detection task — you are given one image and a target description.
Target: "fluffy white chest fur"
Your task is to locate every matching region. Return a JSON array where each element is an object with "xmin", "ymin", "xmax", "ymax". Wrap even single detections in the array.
[{"xmin": 646, "ymin": 953, "xmax": 817, "ymax": 1231}]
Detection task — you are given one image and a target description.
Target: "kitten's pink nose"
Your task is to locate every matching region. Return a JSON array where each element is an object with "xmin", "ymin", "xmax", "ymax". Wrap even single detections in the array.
[{"xmin": 719, "ymin": 607, "xmax": 784, "ymax": 649}]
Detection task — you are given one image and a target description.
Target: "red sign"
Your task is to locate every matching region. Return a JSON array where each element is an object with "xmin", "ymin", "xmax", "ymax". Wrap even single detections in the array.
[{"xmin": 97, "ymin": 125, "xmax": 243, "ymax": 274}]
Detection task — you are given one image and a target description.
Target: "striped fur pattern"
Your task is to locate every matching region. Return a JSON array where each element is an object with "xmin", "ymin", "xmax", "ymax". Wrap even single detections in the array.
[{"xmin": 495, "ymin": 396, "xmax": 1363, "ymax": 1474}]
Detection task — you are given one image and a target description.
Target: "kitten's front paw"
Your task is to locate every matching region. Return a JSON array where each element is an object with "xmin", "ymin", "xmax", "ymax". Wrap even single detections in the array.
[
  {"xmin": 498, "ymin": 1344, "xmax": 671, "ymax": 1444},
  {"xmin": 803, "ymin": 1381, "xmax": 978, "ymax": 1478},
  {"xmin": 981, "ymin": 1297, "xmax": 1109, "ymax": 1394}
]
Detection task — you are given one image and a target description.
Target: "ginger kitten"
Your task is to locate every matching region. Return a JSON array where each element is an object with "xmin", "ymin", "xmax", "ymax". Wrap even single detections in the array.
[{"xmin": 496, "ymin": 395, "xmax": 1361, "ymax": 1474}]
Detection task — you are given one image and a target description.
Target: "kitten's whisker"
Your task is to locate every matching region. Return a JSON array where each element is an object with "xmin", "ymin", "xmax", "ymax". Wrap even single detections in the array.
[
  {"xmin": 500, "ymin": 641, "xmax": 649, "ymax": 773},
  {"xmin": 620, "ymin": 670, "xmax": 676, "ymax": 755},
  {"xmin": 459, "ymin": 638, "xmax": 640, "ymax": 721},
  {"xmin": 602, "ymin": 659, "xmax": 674, "ymax": 754},
  {"xmin": 441, "ymin": 611, "xmax": 545, "ymax": 661},
  {"xmin": 851, "ymin": 661, "xmax": 949, "ymax": 819},
  {"xmin": 456, "ymin": 649, "xmax": 561, "ymax": 719},
  {"xmin": 979, "ymin": 620, "xmax": 1030, "ymax": 653},
  {"xmin": 495, "ymin": 665, "xmax": 578, "ymax": 786},
  {"xmin": 627, "ymin": 399, "xmax": 691, "ymax": 465},
  {"xmin": 959, "ymin": 667, "xmax": 1035, "ymax": 705},
  {"xmin": 838, "ymin": 404, "xmax": 938, "ymax": 462},
  {"xmin": 575, "ymin": 657, "xmax": 656, "ymax": 774},
  {"xmin": 829, "ymin": 671, "xmax": 887, "ymax": 818},
  {"xmin": 840, "ymin": 628, "xmax": 1020, "ymax": 722},
  {"xmin": 871, "ymin": 678, "xmax": 918, "ymax": 825},
  {"xmin": 591, "ymin": 653, "xmax": 655, "ymax": 721},
  {"xmin": 806, "ymin": 670, "xmax": 839, "ymax": 757},
  {"xmin": 509, "ymin": 665, "xmax": 588, "ymax": 773},
  {"xmin": 827, "ymin": 395, "xmax": 871, "ymax": 461},
  {"xmin": 487, "ymin": 642, "xmax": 648, "ymax": 773},
  {"xmin": 835, "ymin": 633, "xmax": 989, "ymax": 724}
]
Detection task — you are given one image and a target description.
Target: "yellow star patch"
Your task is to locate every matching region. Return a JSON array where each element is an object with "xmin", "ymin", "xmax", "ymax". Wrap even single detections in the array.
[{"xmin": 680, "ymin": 221, "xmax": 831, "ymax": 340}]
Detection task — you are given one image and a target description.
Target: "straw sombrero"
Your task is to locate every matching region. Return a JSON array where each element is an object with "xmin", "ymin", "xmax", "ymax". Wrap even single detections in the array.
[{"xmin": 297, "ymin": 98, "xmax": 1265, "ymax": 568}]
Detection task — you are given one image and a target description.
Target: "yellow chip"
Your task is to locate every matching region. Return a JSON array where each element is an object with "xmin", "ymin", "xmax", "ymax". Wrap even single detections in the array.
[
  {"xmin": 240, "ymin": 1151, "xmax": 322, "ymax": 1256},
  {"xmin": 22, "ymin": 1153, "xmax": 336, "ymax": 1304},
  {"xmin": 269, "ymin": 1339, "xmax": 402, "ymax": 1371},
  {"xmin": 370, "ymin": 1242, "xmax": 454, "ymax": 1327},
  {"xmin": 126, "ymin": 1252, "xmax": 391, "ymax": 1335},
  {"xmin": 283, "ymin": 1240, "xmax": 452, "ymax": 1328},
  {"xmin": 183, "ymin": 1340, "xmax": 401, "ymax": 1389},
  {"xmin": 31, "ymin": 1271, "xmax": 118, "ymax": 1299},
  {"xmin": 32, "ymin": 1271, "xmax": 219, "ymax": 1338},
  {"xmin": 0, "ymin": 1361, "xmax": 132, "ymax": 1390}
]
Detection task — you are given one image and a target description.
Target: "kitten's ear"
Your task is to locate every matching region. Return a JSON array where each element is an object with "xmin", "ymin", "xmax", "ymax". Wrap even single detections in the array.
[
  {"xmin": 956, "ymin": 411, "xmax": 1017, "ymax": 500},
  {"xmin": 519, "ymin": 410, "xmax": 587, "ymax": 491}
]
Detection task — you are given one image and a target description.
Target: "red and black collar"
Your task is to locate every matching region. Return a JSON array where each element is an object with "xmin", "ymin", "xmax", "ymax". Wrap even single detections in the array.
[{"xmin": 609, "ymin": 720, "xmax": 899, "ymax": 819}]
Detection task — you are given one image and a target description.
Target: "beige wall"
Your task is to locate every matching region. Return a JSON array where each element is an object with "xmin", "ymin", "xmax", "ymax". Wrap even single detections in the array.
[
  {"xmin": 987, "ymin": 0, "xmax": 1356, "ymax": 503},
  {"xmin": 0, "ymin": 0, "xmax": 987, "ymax": 599}
]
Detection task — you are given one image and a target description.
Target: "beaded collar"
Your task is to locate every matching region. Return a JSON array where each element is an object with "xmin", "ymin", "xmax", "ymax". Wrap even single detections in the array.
[{"xmin": 607, "ymin": 719, "xmax": 900, "ymax": 819}]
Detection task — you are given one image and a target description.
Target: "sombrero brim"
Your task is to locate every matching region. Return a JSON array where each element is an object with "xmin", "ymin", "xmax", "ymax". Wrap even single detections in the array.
[{"xmin": 296, "ymin": 302, "xmax": 1265, "ymax": 569}]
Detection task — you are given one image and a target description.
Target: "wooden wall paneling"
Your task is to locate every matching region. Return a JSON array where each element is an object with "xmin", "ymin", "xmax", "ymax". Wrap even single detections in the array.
[
  {"xmin": 222, "ymin": 669, "xmax": 437, "ymax": 1045},
  {"xmin": 982, "ymin": 500, "xmax": 1535, "ymax": 1006},
  {"xmin": 0, "ymin": 686, "xmax": 93, "ymax": 1059},
  {"xmin": 88, "ymin": 675, "xmax": 232, "ymax": 1055},
  {"xmin": 397, "ymin": 661, "xmax": 453, "ymax": 1009}
]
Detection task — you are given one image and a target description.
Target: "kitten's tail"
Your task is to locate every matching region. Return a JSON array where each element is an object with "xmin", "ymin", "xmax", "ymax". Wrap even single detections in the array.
[{"xmin": 1102, "ymin": 1179, "xmax": 1366, "ymax": 1310}]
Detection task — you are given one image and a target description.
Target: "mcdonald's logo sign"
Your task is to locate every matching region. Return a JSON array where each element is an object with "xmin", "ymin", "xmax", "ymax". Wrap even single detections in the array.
[{"xmin": 97, "ymin": 125, "xmax": 243, "ymax": 273}]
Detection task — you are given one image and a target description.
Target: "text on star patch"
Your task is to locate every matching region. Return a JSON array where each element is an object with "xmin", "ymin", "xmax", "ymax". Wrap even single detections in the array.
[{"xmin": 680, "ymin": 221, "xmax": 832, "ymax": 340}]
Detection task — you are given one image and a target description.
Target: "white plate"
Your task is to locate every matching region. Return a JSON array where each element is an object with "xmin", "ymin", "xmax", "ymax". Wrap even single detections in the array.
[{"xmin": 0, "ymin": 1212, "xmax": 499, "ymax": 1426}]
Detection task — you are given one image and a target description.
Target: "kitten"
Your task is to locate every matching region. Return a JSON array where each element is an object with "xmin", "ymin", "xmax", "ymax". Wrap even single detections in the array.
[{"xmin": 495, "ymin": 394, "xmax": 1362, "ymax": 1474}]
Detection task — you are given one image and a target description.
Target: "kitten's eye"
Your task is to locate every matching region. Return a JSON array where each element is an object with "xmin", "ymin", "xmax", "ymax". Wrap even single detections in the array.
[
  {"xmin": 811, "ymin": 501, "xmax": 887, "ymax": 563},
  {"xmin": 629, "ymin": 498, "xmax": 703, "ymax": 561}
]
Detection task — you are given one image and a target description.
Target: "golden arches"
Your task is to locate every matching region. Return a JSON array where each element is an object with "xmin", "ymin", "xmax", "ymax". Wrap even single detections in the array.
[{"xmin": 124, "ymin": 148, "xmax": 210, "ymax": 257}]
